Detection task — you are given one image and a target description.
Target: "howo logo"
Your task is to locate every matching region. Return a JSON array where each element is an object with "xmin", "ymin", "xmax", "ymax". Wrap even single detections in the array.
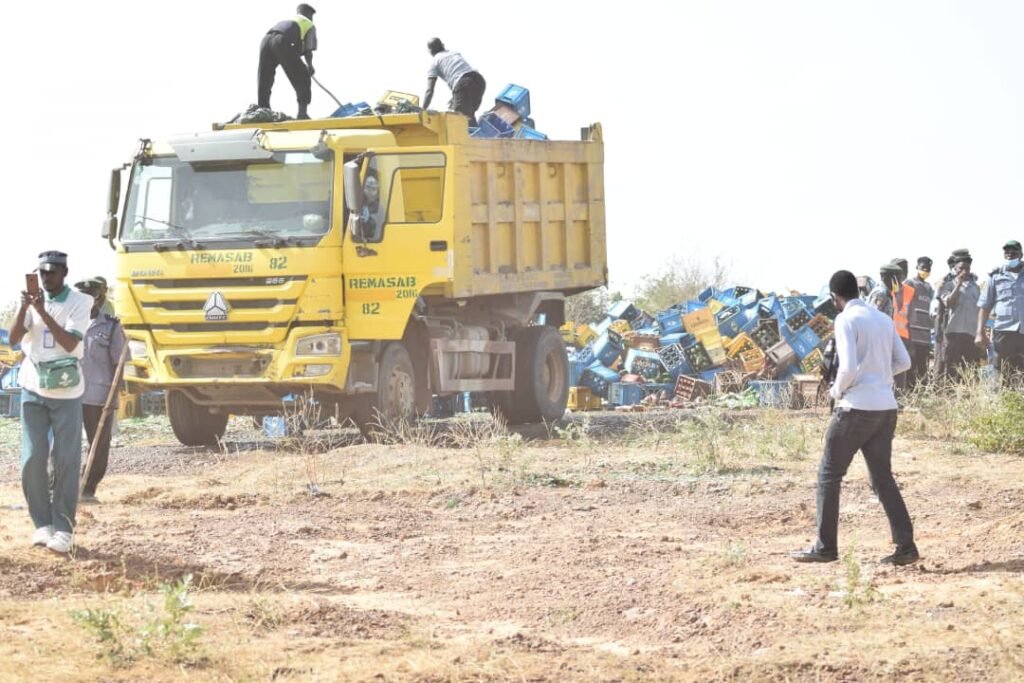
[{"xmin": 203, "ymin": 292, "xmax": 229, "ymax": 322}]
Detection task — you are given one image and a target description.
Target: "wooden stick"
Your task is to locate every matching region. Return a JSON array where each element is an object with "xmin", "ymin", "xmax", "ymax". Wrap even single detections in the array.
[{"xmin": 81, "ymin": 344, "xmax": 130, "ymax": 494}]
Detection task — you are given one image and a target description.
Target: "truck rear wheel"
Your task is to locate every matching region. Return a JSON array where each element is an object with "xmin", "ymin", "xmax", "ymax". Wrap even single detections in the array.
[
  {"xmin": 354, "ymin": 342, "xmax": 417, "ymax": 438},
  {"xmin": 166, "ymin": 390, "xmax": 228, "ymax": 446},
  {"xmin": 495, "ymin": 326, "xmax": 569, "ymax": 425}
]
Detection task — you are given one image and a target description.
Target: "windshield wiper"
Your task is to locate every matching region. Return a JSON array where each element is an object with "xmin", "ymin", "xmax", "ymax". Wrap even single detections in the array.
[
  {"xmin": 134, "ymin": 216, "xmax": 205, "ymax": 250},
  {"xmin": 246, "ymin": 228, "xmax": 292, "ymax": 248}
]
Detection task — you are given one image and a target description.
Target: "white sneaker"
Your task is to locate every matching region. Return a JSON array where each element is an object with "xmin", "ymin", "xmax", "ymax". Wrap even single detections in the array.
[
  {"xmin": 32, "ymin": 526, "xmax": 54, "ymax": 546},
  {"xmin": 46, "ymin": 531, "xmax": 73, "ymax": 554}
]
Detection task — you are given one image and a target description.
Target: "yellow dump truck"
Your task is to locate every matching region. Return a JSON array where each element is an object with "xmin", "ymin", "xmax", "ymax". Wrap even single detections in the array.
[{"xmin": 102, "ymin": 112, "xmax": 606, "ymax": 445}]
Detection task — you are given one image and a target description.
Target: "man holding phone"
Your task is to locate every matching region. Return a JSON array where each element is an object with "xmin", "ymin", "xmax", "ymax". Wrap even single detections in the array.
[{"xmin": 9, "ymin": 251, "xmax": 92, "ymax": 554}]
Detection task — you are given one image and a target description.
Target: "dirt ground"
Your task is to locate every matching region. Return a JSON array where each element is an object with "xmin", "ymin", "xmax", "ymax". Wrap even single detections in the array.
[{"xmin": 0, "ymin": 407, "xmax": 1023, "ymax": 682}]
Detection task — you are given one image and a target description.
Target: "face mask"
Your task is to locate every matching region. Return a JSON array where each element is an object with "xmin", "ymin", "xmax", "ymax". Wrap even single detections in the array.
[
  {"xmin": 917, "ymin": 270, "xmax": 930, "ymax": 280},
  {"xmin": 1007, "ymin": 258, "xmax": 1022, "ymax": 269}
]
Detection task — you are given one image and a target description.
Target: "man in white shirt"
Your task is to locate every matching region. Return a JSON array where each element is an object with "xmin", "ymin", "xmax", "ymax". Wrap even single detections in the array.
[
  {"xmin": 8, "ymin": 251, "xmax": 93, "ymax": 554},
  {"xmin": 792, "ymin": 270, "xmax": 919, "ymax": 566},
  {"xmin": 422, "ymin": 37, "xmax": 487, "ymax": 126}
]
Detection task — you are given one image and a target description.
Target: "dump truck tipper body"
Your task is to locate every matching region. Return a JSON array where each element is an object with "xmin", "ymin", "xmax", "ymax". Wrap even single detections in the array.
[{"xmin": 103, "ymin": 112, "xmax": 606, "ymax": 445}]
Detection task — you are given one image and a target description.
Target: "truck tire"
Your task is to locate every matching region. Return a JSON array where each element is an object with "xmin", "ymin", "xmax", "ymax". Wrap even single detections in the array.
[
  {"xmin": 354, "ymin": 342, "xmax": 417, "ymax": 438},
  {"xmin": 166, "ymin": 390, "xmax": 228, "ymax": 446},
  {"xmin": 495, "ymin": 326, "xmax": 569, "ymax": 425}
]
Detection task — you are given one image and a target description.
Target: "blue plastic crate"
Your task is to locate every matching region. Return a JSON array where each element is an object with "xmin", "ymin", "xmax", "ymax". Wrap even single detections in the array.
[
  {"xmin": 625, "ymin": 349, "xmax": 665, "ymax": 380},
  {"xmin": 631, "ymin": 313, "xmax": 656, "ymax": 331},
  {"xmin": 699, "ymin": 368, "xmax": 723, "ymax": 385},
  {"xmin": 608, "ymin": 382, "xmax": 645, "ymax": 406},
  {"xmin": 740, "ymin": 310, "xmax": 763, "ymax": 334},
  {"xmin": 685, "ymin": 300, "xmax": 708, "ymax": 313},
  {"xmin": 496, "ymin": 83, "xmax": 531, "ymax": 119},
  {"xmin": 608, "ymin": 301, "xmax": 640, "ymax": 322},
  {"xmin": 749, "ymin": 380, "xmax": 792, "ymax": 408},
  {"xmin": 591, "ymin": 333, "xmax": 623, "ymax": 366},
  {"xmin": 660, "ymin": 332, "xmax": 693, "ymax": 348},
  {"xmin": 789, "ymin": 325, "xmax": 822, "ymax": 360},
  {"xmin": 330, "ymin": 101, "xmax": 371, "ymax": 118},
  {"xmin": 475, "ymin": 112, "xmax": 515, "ymax": 138},
  {"xmin": 698, "ymin": 287, "xmax": 722, "ymax": 303},
  {"xmin": 569, "ymin": 359, "xmax": 588, "ymax": 387},
  {"xmin": 656, "ymin": 309, "xmax": 684, "ymax": 335},
  {"xmin": 581, "ymin": 363, "xmax": 620, "ymax": 399},
  {"xmin": 514, "ymin": 124, "xmax": 547, "ymax": 140},
  {"xmin": 783, "ymin": 307, "xmax": 813, "ymax": 334},
  {"xmin": 262, "ymin": 415, "xmax": 288, "ymax": 438},
  {"xmin": 715, "ymin": 305, "xmax": 744, "ymax": 338}
]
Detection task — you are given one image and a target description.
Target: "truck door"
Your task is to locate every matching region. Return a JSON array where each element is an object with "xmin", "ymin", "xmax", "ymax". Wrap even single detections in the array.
[{"xmin": 342, "ymin": 148, "xmax": 453, "ymax": 340}]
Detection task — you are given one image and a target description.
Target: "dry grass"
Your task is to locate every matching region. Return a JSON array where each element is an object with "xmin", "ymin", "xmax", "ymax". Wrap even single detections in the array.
[{"xmin": 3, "ymin": 389, "xmax": 1024, "ymax": 681}]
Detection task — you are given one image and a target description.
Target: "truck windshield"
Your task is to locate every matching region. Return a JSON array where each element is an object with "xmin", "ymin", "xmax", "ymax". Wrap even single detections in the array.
[{"xmin": 121, "ymin": 152, "xmax": 332, "ymax": 244}]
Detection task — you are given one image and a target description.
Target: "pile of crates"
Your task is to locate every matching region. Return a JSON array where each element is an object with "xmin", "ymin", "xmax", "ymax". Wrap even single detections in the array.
[
  {"xmin": 471, "ymin": 84, "xmax": 549, "ymax": 140},
  {"xmin": 563, "ymin": 284, "xmax": 837, "ymax": 410}
]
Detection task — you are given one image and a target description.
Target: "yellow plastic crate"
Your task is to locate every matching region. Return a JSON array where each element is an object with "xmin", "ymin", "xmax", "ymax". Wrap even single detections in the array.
[
  {"xmin": 740, "ymin": 347, "xmax": 766, "ymax": 372},
  {"xmin": 567, "ymin": 386, "xmax": 592, "ymax": 411},
  {"xmin": 609, "ymin": 320, "xmax": 632, "ymax": 336},
  {"xmin": 560, "ymin": 321, "xmax": 578, "ymax": 345},
  {"xmin": 378, "ymin": 90, "xmax": 420, "ymax": 107},
  {"xmin": 576, "ymin": 324, "xmax": 597, "ymax": 348},
  {"xmin": 726, "ymin": 333, "xmax": 756, "ymax": 358},
  {"xmin": 683, "ymin": 309, "xmax": 716, "ymax": 335}
]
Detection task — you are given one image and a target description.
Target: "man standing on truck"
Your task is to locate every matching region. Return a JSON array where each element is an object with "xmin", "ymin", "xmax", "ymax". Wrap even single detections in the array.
[
  {"xmin": 75, "ymin": 277, "xmax": 128, "ymax": 504},
  {"xmin": 9, "ymin": 251, "xmax": 92, "ymax": 554},
  {"xmin": 422, "ymin": 38, "xmax": 487, "ymax": 126},
  {"xmin": 258, "ymin": 4, "xmax": 318, "ymax": 120}
]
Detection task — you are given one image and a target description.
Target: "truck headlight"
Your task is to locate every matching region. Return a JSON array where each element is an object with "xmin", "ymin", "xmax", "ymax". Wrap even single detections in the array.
[
  {"xmin": 296, "ymin": 332, "xmax": 342, "ymax": 356},
  {"xmin": 302, "ymin": 364, "xmax": 332, "ymax": 377},
  {"xmin": 128, "ymin": 340, "xmax": 148, "ymax": 361}
]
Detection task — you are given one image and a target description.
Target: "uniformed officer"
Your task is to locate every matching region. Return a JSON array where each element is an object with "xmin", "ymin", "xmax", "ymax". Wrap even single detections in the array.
[
  {"xmin": 900, "ymin": 256, "xmax": 935, "ymax": 389},
  {"xmin": 258, "ymin": 4, "xmax": 318, "ymax": 120},
  {"xmin": 75, "ymin": 277, "xmax": 128, "ymax": 502},
  {"xmin": 978, "ymin": 240, "xmax": 1024, "ymax": 380},
  {"xmin": 866, "ymin": 263, "xmax": 903, "ymax": 318}
]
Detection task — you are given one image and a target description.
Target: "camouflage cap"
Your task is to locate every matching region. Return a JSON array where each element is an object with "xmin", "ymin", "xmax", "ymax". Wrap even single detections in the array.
[
  {"xmin": 37, "ymin": 250, "xmax": 67, "ymax": 272},
  {"xmin": 74, "ymin": 277, "xmax": 106, "ymax": 292},
  {"xmin": 1003, "ymin": 240, "xmax": 1022, "ymax": 251}
]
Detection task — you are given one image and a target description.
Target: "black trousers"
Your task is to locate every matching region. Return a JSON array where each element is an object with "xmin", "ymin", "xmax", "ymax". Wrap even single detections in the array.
[
  {"xmin": 82, "ymin": 404, "xmax": 113, "ymax": 496},
  {"xmin": 451, "ymin": 71, "xmax": 486, "ymax": 125},
  {"xmin": 906, "ymin": 343, "xmax": 930, "ymax": 391},
  {"xmin": 813, "ymin": 409, "xmax": 914, "ymax": 555},
  {"xmin": 994, "ymin": 330, "xmax": 1024, "ymax": 379},
  {"xmin": 942, "ymin": 332, "xmax": 980, "ymax": 381},
  {"xmin": 258, "ymin": 33, "xmax": 311, "ymax": 108}
]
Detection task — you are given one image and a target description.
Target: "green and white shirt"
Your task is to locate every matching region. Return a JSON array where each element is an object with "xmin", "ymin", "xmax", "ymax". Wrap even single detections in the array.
[{"xmin": 19, "ymin": 286, "xmax": 93, "ymax": 399}]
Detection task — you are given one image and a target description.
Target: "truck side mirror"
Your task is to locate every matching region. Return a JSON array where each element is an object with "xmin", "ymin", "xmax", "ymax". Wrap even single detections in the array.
[
  {"xmin": 102, "ymin": 168, "xmax": 122, "ymax": 242},
  {"xmin": 101, "ymin": 215, "xmax": 118, "ymax": 239},
  {"xmin": 343, "ymin": 159, "xmax": 366, "ymax": 240}
]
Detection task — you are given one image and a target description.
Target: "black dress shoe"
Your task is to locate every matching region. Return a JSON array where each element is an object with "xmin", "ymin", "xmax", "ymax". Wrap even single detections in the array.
[
  {"xmin": 880, "ymin": 545, "xmax": 920, "ymax": 566},
  {"xmin": 790, "ymin": 548, "xmax": 839, "ymax": 563}
]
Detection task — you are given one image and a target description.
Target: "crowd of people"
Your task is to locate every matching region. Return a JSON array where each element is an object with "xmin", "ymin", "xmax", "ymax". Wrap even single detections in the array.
[{"xmin": 861, "ymin": 239, "xmax": 1024, "ymax": 387}]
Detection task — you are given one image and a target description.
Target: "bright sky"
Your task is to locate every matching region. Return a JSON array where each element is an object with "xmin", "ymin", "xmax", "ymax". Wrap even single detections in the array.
[{"xmin": 3, "ymin": 0, "xmax": 1023, "ymax": 306}]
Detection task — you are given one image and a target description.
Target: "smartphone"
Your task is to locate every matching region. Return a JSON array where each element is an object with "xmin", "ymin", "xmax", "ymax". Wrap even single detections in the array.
[{"xmin": 25, "ymin": 272, "xmax": 39, "ymax": 294}]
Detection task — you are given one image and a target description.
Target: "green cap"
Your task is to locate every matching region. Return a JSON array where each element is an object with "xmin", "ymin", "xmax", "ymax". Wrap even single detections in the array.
[{"xmin": 1003, "ymin": 240, "xmax": 1022, "ymax": 251}]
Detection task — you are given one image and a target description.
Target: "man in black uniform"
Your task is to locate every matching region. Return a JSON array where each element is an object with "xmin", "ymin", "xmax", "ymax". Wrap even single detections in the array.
[{"xmin": 258, "ymin": 4, "xmax": 318, "ymax": 120}]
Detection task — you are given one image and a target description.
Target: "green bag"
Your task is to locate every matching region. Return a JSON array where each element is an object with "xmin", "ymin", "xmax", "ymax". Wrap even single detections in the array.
[{"xmin": 36, "ymin": 357, "xmax": 81, "ymax": 390}]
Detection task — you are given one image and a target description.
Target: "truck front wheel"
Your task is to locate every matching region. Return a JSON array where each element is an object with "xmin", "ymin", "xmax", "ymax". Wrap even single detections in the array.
[
  {"xmin": 495, "ymin": 326, "xmax": 569, "ymax": 425},
  {"xmin": 354, "ymin": 342, "xmax": 417, "ymax": 437},
  {"xmin": 166, "ymin": 390, "xmax": 229, "ymax": 446}
]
